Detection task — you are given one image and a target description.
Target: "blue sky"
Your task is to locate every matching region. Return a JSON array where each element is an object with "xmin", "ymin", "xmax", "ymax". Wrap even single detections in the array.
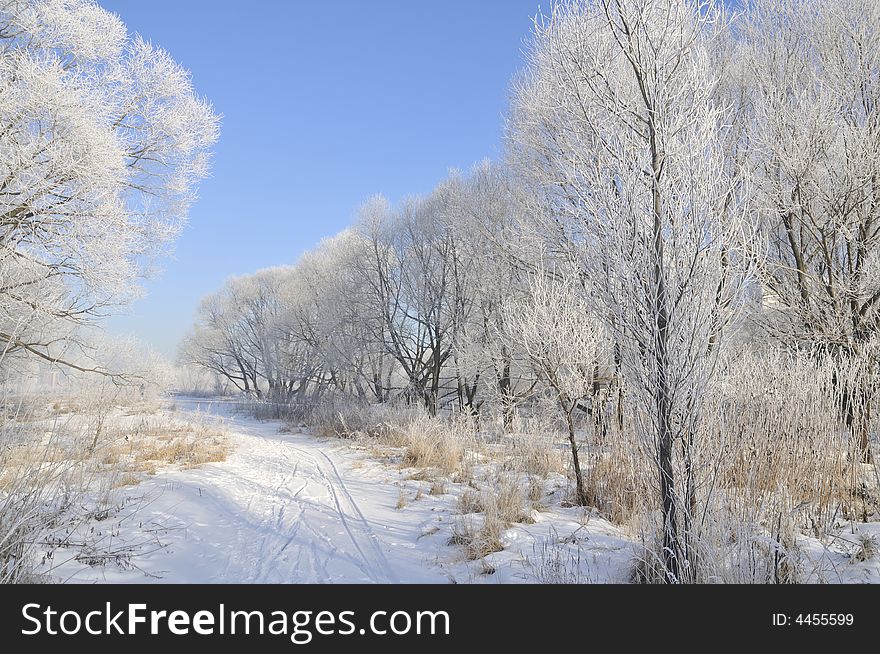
[{"xmin": 99, "ymin": 0, "xmax": 544, "ymax": 357}]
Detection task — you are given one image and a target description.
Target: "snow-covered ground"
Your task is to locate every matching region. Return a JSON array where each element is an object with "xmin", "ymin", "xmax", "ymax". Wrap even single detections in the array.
[
  {"xmin": 800, "ymin": 523, "xmax": 880, "ymax": 584},
  {"xmin": 42, "ymin": 397, "xmax": 635, "ymax": 584},
  {"xmin": 39, "ymin": 397, "xmax": 878, "ymax": 584}
]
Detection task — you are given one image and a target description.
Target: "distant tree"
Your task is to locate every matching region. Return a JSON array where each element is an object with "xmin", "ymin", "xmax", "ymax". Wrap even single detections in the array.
[
  {"xmin": 355, "ymin": 189, "xmax": 467, "ymax": 415},
  {"xmin": 451, "ymin": 162, "xmax": 539, "ymax": 427},
  {"xmin": 180, "ymin": 269, "xmax": 293, "ymax": 399},
  {"xmin": 294, "ymin": 231, "xmax": 395, "ymax": 403}
]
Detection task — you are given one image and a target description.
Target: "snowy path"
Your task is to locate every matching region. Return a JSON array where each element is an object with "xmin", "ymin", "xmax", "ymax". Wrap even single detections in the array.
[
  {"xmin": 47, "ymin": 397, "xmax": 642, "ymax": 584},
  {"xmin": 60, "ymin": 398, "xmax": 452, "ymax": 583}
]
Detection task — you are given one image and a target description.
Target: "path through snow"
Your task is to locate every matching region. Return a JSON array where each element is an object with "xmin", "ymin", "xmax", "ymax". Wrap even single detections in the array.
[{"xmin": 54, "ymin": 398, "xmax": 454, "ymax": 583}]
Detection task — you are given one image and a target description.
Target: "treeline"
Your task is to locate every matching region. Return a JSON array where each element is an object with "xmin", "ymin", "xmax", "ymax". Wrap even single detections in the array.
[
  {"xmin": 182, "ymin": 0, "xmax": 880, "ymax": 582},
  {"xmin": 182, "ymin": 164, "xmax": 545, "ymax": 414}
]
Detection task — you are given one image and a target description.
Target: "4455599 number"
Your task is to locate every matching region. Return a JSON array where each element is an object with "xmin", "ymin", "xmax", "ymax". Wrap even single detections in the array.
[{"xmin": 773, "ymin": 613, "xmax": 854, "ymax": 627}]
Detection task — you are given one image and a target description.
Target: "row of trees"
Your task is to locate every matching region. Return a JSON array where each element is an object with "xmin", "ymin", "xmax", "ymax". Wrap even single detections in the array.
[
  {"xmin": 181, "ymin": 166, "xmax": 533, "ymax": 412},
  {"xmin": 183, "ymin": 0, "xmax": 880, "ymax": 582}
]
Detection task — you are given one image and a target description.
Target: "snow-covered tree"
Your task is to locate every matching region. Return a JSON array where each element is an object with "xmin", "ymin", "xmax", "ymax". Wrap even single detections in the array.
[
  {"xmin": 0, "ymin": 0, "xmax": 219, "ymax": 371},
  {"xmin": 354, "ymin": 186, "xmax": 470, "ymax": 415},
  {"xmin": 742, "ymin": 0, "xmax": 880, "ymax": 462},
  {"xmin": 503, "ymin": 264, "xmax": 605, "ymax": 505},
  {"xmin": 180, "ymin": 268, "xmax": 293, "ymax": 398},
  {"xmin": 509, "ymin": 0, "xmax": 752, "ymax": 581}
]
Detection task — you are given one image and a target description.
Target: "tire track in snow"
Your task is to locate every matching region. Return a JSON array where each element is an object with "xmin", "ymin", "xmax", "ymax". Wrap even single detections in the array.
[{"xmin": 253, "ymin": 481, "xmax": 309, "ymax": 583}]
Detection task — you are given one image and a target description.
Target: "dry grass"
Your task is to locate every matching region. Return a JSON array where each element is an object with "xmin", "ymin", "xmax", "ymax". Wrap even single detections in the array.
[
  {"xmin": 279, "ymin": 398, "xmax": 411, "ymax": 442},
  {"xmin": 395, "ymin": 490, "xmax": 408, "ymax": 510},
  {"xmin": 504, "ymin": 432, "xmax": 565, "ymax": 478},
  {"xmin": 397, "ymin": 418, "xmax": 464, "ymax": 474},
  {"xmin": 528, "ymin": 476, "xmax": 545, "ymax": 506},
  {"xmin": 457, "ymin": 488, "xmax": 484, "ymax": 514},
  {"xmin": 485, "ymin": 475, "xmax": 532, "ymax": 524},
  {"xmin": 583, "ymin": 449, "xmax": 648, "ymax": 525},
  {"xmin": 450, "ymin": 516, "xmax": 504, "ymax": 560},
  {"xmin": 131, "ymin": 426, "xmax": 229, "ymax": 470},
  {"xmin": 449, "ymin": 474, "xmax": 534, "ymax": 560},
  {"xmin": 854, "ymin": 534, "xmax": 878, "ymax": 563},
  {"xmin": 111, "ymin": 472, "xmax": 143, "ymax": 489},
  {"xmin": 406, "ymin": 469, "xmax": 438, "ymax": 482},
  {"xmin": 308, "ymin": 402, "xmax": 375, "ymax": 439},
  {"xmin": 1, "ymin": 407, "xmax": 230, "ymax": 495}
]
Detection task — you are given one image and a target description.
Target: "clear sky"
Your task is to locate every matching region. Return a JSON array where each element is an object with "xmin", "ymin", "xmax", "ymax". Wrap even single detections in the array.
[{"xmin": 98, "ymin": 0, "xmax": 544, "ymax": 358}]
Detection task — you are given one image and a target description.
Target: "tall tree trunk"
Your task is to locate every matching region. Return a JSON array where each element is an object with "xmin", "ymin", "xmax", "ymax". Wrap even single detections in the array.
[
  {"xmin": 591, "ymin": 362, "xmax": 607, "ymax": 445},
  {"xmin": 564, "ymin": 407, "xmax": 588, "ymax": 506},
  {"xmin": 372, "ymin": 371, "xmax": 384, "ymax": 403},
  {"xmin": 650, "ymin": 125, "xmax": 682, "ymax": 583},
  {"xmin": 613, "ymin": 342, "xmax": 625, "ymax": 432}
]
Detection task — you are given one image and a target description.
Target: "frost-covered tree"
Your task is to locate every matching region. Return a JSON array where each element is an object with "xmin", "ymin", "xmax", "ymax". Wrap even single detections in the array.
[
  {"xmin": 450, "ymin": 162, "xmax": 541, "ymax": 426},
  {"xmin": 180, "ymin": 268, "xmax": 295, "ymax": 399},
  {"xmin": 355, "ymin": 187, "xmax": 469, "ymax": 415},
  {"xmin": 509, "ymin": 0, "xmax": 752, "ymax": 581},
  {"xmin": 179, "ymin": 281, "xmax": 258, "ymax": 397},
  {"xmin": 298, "ymin": 231, "xmax": 394, "ymax": 403},
  {"xmin": 742, "ymin": 0, "xmax": 880, "ymax": 462},
  {"xmin": 503, "ymin": 265, "xmax": 604, "ymax": 505},
  {"xmin": 0, "ymin": 0, "xmax": 219, "ymax": 371}
]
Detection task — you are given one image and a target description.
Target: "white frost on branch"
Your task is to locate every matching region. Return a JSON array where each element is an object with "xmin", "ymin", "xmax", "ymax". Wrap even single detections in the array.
[{"xmin": 0, "ymin": 0, "xmax": 219, "ymax": 371}]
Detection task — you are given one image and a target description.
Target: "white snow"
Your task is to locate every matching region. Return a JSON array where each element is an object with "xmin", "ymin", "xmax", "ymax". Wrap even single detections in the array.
[
  {"xmin": 34, "ymin": 397, "xmax": 880, "ymax": 584},
  {"xmin": 39, "ymin": 397, "xmax": 636, "ymax": 584}
]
